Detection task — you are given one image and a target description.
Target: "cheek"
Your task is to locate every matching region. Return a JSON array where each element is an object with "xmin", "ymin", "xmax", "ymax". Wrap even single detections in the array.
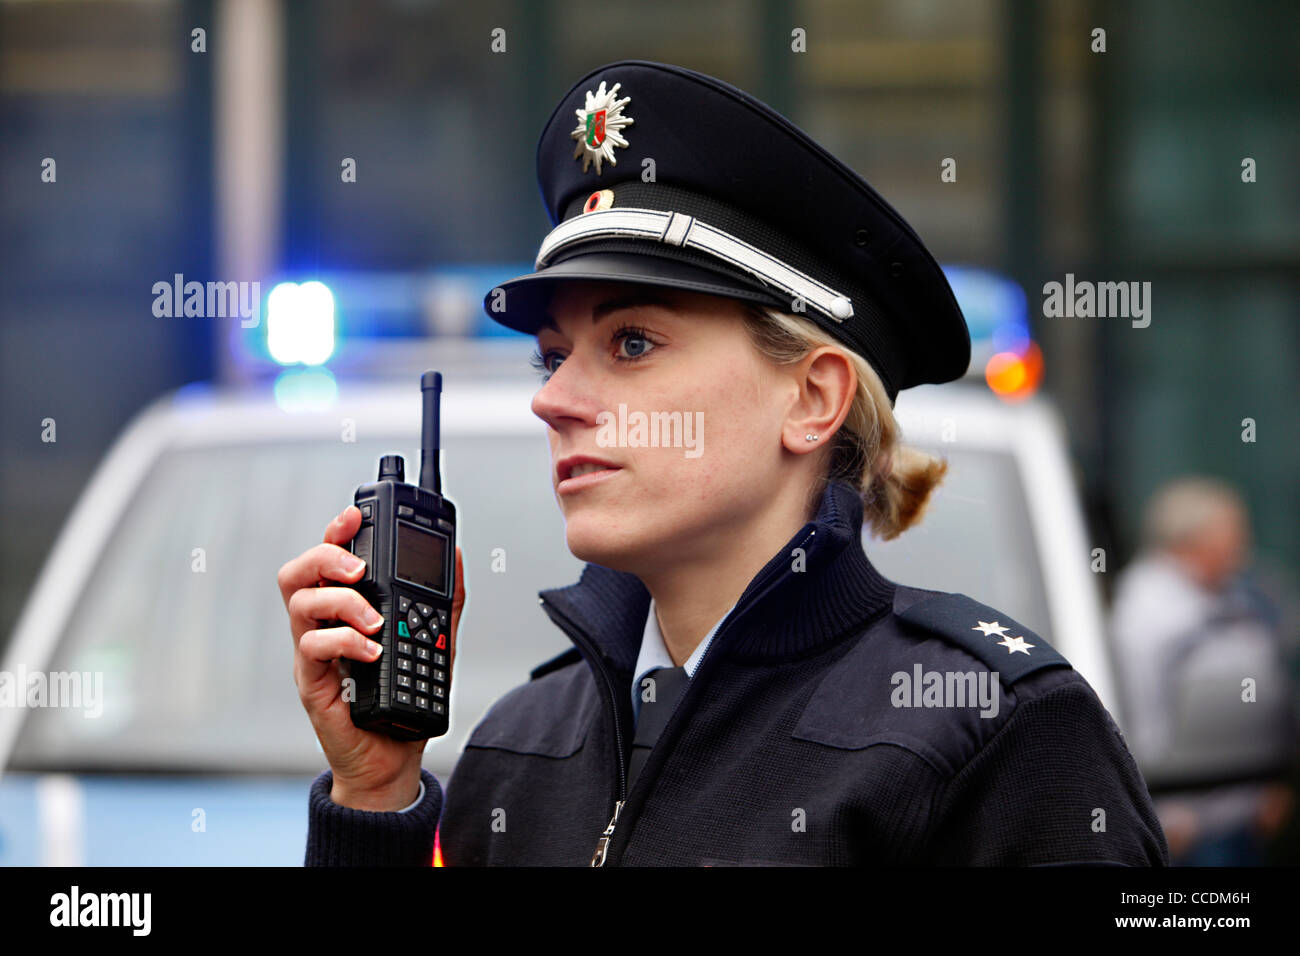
[
  {"xmin": 635, "ymin": 368, "xmax": 773, "ymax": 486},
  {"xmin": 702, "ymin": 364, "xmax": 779, "ymax": 445}
]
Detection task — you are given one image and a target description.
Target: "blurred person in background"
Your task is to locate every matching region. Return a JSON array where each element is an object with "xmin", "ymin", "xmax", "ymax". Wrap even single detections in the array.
[{"xmin": 1111, "ymin": 476, "xmax": 1298, "ymax": 865}]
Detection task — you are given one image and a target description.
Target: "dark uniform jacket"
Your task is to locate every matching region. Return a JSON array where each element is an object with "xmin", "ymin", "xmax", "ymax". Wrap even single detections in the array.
[{"xmin": 305, "ymin": 479, "xmax": 1169, "ymax": 866}]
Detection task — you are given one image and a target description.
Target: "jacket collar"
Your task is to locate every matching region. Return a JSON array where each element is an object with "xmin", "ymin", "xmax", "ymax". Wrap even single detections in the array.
[{"xmin": 538, "ymin": 479, "xmax": 896, "ymax": 673}]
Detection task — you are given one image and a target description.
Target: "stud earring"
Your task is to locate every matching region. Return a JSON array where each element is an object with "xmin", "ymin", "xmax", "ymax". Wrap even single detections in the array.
[{"xmin": 805, "ymin": 434, "xmax": 818, "ymax": 442}]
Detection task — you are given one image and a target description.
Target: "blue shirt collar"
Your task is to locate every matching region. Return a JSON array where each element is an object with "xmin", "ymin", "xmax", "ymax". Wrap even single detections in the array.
[{"xmin": 631, "ymin": 598, "xmax": 737, "ymax": 721}]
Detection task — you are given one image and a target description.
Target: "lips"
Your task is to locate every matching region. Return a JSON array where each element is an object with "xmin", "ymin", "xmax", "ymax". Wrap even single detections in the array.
[{"xmin": 556, "ymin": 454, "xmax": 622, "ymax": 484}]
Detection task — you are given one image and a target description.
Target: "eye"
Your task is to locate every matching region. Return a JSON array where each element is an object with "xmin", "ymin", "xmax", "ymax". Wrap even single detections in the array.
[
  {"xmin": 528, "ymin": 348, "xmax": 563, "ymax": 382},
  {"xmin": 530, "ymin": 324, "xmax": 659, "ymax": 382},
  {"xmin": 613, "ymin": 326, "xmax": 657, "ymax": 362}
]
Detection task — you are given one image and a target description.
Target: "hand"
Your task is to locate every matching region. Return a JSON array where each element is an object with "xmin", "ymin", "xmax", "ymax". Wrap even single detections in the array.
[{"xmin": 277, "ymin": 505, "xmax": 466, "ymax": 810}]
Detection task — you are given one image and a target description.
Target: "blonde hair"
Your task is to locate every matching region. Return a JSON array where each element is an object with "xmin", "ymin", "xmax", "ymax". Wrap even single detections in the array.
[{"xmin": 738, "ymin": 302, "xmax": 949, "ymax": 540}]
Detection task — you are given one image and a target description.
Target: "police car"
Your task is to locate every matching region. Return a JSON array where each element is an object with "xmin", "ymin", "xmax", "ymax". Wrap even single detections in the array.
[{"xmin": 0, "ymin": 272, "xmax": 1120, "ymax": 865}]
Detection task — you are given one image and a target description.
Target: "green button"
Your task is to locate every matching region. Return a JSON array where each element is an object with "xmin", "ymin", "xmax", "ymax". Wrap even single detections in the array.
[{"xmin": 398, "ymin": 622, "xmax": 410, "ymax": 637}]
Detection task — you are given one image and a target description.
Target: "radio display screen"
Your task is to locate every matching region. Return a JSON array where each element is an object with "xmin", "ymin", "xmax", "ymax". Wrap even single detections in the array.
[{"xmin": 395, "ymin": 522, "xmax": 449, "ymax": 595}]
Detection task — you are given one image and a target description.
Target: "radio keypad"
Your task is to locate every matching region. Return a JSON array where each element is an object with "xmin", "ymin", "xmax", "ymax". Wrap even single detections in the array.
[{"xmin": 391, "ymin": 590, "xmax": 451, "ymax": 710}]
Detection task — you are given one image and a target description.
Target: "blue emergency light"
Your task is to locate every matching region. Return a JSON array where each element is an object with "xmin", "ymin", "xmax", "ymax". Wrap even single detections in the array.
[{"xmin": 267, "ymin": 280, "xmax": 336, "ymax": 366}]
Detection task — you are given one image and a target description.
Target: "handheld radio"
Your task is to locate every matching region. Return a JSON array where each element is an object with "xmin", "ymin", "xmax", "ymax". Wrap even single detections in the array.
[{"xmin": 343, "ymin": 370, "xmax": 456, "ymax": 740}]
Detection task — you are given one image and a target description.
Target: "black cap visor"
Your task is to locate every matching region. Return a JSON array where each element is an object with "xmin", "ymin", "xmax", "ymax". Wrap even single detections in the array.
[{"xmin": 485, "ymin": 250, "xmax": 792, "ymax": 336}]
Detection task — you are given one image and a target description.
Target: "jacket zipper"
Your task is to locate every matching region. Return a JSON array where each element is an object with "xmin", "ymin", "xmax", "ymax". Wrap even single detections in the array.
[
  {"xmin": 537, "ymin": 596, "xmax": 629, "ymax": 865},
  {"xmin": 590, "ymin": 799, "xmax": 624, "ymax": 867},
  {"xmin": 538, "ymin": 527, "xmax": 817, "ymax": 867}
]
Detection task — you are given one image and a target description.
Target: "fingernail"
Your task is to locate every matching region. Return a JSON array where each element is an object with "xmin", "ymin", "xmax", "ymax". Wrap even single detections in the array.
[
  {"xmin": 342, "ymin": 555, "xmax": 365, "ymax": 573},
  {"xmin": 366, "ymin": 610, "xmax": 384, "ymax": 628},
  {"xmin": 366, "ymin": 640, "xmax": 382, "ymax": 656}
]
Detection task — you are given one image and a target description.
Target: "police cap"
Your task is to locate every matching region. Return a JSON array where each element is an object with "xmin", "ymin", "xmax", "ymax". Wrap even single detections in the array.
[{"xmin": 484, "ymin": 59, "xmax": 970, "ymax": 404}]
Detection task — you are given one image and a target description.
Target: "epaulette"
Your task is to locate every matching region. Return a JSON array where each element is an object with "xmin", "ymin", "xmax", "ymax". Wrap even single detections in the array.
[
  {"xmin": 529, "ymin": 647, "xmax": 583, "ymax": 681},
  {"xmin": 896, "ymin": 592, "xmax": 1071, "ymax": 685}
]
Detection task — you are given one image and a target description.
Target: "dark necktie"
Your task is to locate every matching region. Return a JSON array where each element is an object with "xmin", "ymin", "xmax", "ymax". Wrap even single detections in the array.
[{"xmin": 627, "ymin": 665, "xmax": 689, "ymax": 792}]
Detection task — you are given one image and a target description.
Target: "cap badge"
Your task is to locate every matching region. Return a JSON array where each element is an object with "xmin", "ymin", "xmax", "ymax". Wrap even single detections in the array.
[
  {"xmin": 583, "ymin": 189, "xmax": 615, "ymax": 214},
  {"xmin": 571, "ymin": 80, "xmax": 633, "ymax": 175}
]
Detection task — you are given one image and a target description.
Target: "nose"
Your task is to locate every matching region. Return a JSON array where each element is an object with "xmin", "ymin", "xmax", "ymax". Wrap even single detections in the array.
[{"xmin": 530, "ymin": 350, "xmax": 603, "ymax": 432}]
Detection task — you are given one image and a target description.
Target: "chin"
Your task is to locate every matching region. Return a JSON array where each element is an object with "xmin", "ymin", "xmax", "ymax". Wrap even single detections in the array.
[{"xmin": 563, "ymin": 514, "xmax": 647, "ymax": 573}]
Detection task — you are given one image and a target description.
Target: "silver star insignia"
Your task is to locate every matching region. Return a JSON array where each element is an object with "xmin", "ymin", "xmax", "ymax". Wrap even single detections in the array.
[
  {"xmin": 997, "ymin": 635, "xmax": 1035, "ymax": 655},
  {"xmin": 972, "ymin": 620, "xmax": 1011, "ymax": 638}
]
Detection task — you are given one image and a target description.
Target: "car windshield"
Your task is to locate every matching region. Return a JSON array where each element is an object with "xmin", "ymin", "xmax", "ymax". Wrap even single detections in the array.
[{"xmin": 10, "ymin": 431, "xmax": 1046, "ymax": 773}]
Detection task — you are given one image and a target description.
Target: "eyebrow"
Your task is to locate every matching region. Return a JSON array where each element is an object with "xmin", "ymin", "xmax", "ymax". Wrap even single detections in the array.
[{"xmin": 538, "ymin": 290, "xmax": 678, "ymax": 334}]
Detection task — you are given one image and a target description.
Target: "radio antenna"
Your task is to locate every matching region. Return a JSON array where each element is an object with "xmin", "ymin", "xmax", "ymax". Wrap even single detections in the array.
[{"xmin": 419, "ymin": 370, "xmax": 442, "ymax": 494}]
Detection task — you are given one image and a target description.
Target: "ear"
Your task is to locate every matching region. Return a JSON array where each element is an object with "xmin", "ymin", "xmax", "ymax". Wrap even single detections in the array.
[{"xmin": 781, "ymin": 347, "xmax": 856, "ymax": 455}]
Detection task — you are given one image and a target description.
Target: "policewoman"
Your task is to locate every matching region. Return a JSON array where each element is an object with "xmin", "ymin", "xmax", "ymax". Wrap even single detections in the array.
[{"xmin": 288, "ymin": 60, "xmax": 1168, "ymax": 866}]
